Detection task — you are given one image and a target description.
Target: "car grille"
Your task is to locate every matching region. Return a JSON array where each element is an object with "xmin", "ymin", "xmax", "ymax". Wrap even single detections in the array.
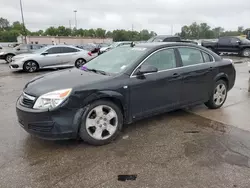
[{"xmin": 20, "ymin": 93, "xmax": 36, "ymax": 108}]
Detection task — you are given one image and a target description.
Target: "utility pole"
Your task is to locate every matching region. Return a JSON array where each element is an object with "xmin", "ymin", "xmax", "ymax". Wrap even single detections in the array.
[
  {"xmin": 69, "ymin": 20, "xmax": 71, "ymax": 30},
  {"xmin": 20, "ymin": 0, "xmax": 27, "ymax": 44},
  {"xmin": 171, "ymin": 24, "xmax": 173, "ymax": 35},
  {"xmin": 74, "ymin": 10, "xmax": 77, "ymax": 30}
]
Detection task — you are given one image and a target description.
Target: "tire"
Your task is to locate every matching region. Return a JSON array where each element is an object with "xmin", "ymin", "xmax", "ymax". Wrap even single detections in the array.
[
  {"xmin": 242, "ymin": 48, "xmax": 250, "ymax": 57},
  {"xmin": 205, "ymin": 80, "xmax": 228, "ymax": 109},
  {"xmin": 75, "ymin": 58, "xmax": 86, "ymax": 68},
  {"xmin": 5, "ymin": 54, "xmax": 14, "ymax": 63},
  {"xmin": 79, "ymin": 100, "xmax": 123, "ymax": 146},
  {"xmin": 23, "ymin": 61, "xmax": 39, "ymax": 73}
]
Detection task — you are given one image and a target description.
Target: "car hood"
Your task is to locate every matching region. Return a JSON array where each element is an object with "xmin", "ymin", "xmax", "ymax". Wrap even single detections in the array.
[
  {"xmin": 0, "ymin": 47, "xmax": 15, "ymax": 54},
  {"xmin": 24, "ymin": 68, "xmax": 110, "ymax": 96},
  {"xmin": 13, "ymin": 53, "xmax": 36, "ymax": 59}
]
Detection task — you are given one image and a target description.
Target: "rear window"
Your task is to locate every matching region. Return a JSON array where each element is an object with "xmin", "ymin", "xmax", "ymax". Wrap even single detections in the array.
[
  {"xmin": 178, "ymin": 47, "xmax": 203, "ymax": 66},
  {"xmin": 202, "ymin": 52, "xmax": 213, "ymax": 62}
]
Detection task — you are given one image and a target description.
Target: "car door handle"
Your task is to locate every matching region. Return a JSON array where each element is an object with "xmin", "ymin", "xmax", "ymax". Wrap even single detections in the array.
[
  {"xmin": 171, "ymin": 73, "xmax": 180, "ymax": 78},
  {"xmin": 208, "ymin": 67, "xmax": 214, "ymax": 72}
]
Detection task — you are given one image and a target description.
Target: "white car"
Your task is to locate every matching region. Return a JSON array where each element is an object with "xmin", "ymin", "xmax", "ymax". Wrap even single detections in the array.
[
  {"xmin": 9, "ymin": 45, "xmax": 97, "ymax": 72},
  {"xmin": 99, "ymin": 41, "xmax": 131, "ymax": 54}
]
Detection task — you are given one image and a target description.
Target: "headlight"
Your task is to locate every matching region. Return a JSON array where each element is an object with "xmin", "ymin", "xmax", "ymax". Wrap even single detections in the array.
[
  {"xmin": 33, "ymin": 88, "xmax": 72, "ymax": 110},
  {"xmin": 0, "ymin": 52, "xmax": 5, "ymax": 55}
]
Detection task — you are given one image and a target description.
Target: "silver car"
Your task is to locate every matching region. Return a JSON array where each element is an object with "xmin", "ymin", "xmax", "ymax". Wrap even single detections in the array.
[
  {"xmin": 9, "ymin": 45, "xmax": 96, "ymax": 72},
  {"xmin": 0, "ymin": 44, "xmax": 45, "ymax": 63}
]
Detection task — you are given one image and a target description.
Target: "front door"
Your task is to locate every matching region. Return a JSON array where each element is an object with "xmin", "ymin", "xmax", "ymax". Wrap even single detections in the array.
[
  {"xmin": 129, "ymin": 48, "xmax": 183, "ymax": 120},
  {"xmin": 177, "ymin": 47, "xmax": 217, "ymax": 105},
  {"xmin": 39, "ymin": 47, "xmax": 63, "ymax": 68}
]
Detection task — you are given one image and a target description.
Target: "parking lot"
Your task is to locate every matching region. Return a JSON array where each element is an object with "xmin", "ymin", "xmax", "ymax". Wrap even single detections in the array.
[{"xmin": 1, "ymin": 57, "xmax": 250, "ymax": 188}]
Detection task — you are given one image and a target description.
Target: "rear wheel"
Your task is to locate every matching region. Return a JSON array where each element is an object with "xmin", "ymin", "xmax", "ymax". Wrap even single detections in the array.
[
  {"xmin": 242, "ymin": 48, "xmax": 250, "ymax": 57},
  {"xmin": 5, "ymin": 54, "xmax": 14, "ymax": 63},
  {"xmin": 79, "ymin": 100, "xmax": 123, "ymax": 145},
  {"xmin": 205, "ymin": 80, "xmax": 228, "ymax": 109},
  {"xmin": 75, "ymin": 58, "xmax": 86, "ymax": 68},
  {"xmin": 23, "ymin": 61, "xmax": 39, "ymax": 73}
]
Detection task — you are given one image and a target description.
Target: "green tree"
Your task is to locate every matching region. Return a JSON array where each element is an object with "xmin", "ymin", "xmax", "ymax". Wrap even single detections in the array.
[
  {"xmin": 106, "ymin": 31, "xmax": 113, "ymax": 38},
  {"xmin": 95, "ymin": 28, "xmax": 106, "ymax": 38},
  {"xmin": 44, "ymin": 27, "xmax": 57, "ymax": 36},
  {"xmin": 0, "ymin": 17, "xmax": 10, "ymax": 30}
]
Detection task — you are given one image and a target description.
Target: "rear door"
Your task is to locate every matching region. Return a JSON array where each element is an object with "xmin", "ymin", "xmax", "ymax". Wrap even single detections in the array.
[
  {"xmin": 60, "ymin": 47, "xmax": 80, "ymax": 66},
  {"xmin": 229, "ymin": 37, "xmax": 241, "ymax": 53},
  {"xmin": 217, "ymin": 37, "xmax": 233, "ymax": 52},
  {"xmin": 177, "ymin": 47, "xmax": 217, "ymax": 105},
  {"xmin": 39, "ymin": 47, "xmax": 63, "ymax": 67}
]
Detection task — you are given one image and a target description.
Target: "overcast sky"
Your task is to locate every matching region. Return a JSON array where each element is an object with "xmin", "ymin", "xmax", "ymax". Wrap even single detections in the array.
[{"xmin": 1, "ymin": 0, "xmax": 250, "ymax": 34}]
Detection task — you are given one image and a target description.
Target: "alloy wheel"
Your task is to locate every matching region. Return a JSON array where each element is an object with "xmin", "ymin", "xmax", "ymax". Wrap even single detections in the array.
[
  {"xmin": 213, "ymin": 83, "xmax": 227, "ymax": 106},
  {"xmin": 25, "ymin": 61, "xmax": 38, "ymax": 72},
  {"xmin": 75, "ymin": 59, "xmax": 85, "ymax": 68},
  {"xmin": 85, "ymin": 105, "xmax": 118, "ymax": 140},
  {"xmin": 243, "ymin": 49, "xmax": 250, "ymax": 57},
  {"xmin": 6, "ymin": 55, "xmax": 13, "ymax": 63}
]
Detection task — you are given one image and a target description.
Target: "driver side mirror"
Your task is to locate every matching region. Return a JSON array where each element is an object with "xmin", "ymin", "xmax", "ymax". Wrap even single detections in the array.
[
  {"xmin": 236, "ymin": 41, "xmax": 241, "ymax": 45},
  {"xmin": 136, "ymin": 64, "xmax": 158, "ymax": 76},
  {"xmin": 41, "ymin": 52, "xmax": 48, "ymax": 55}
]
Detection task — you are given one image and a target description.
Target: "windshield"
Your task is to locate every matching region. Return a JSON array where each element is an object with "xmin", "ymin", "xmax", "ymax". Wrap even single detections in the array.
[
  {"xmin": 239, "ymin": 37, "xmax": 250, "ymax": 44},
  {"xmin": 32, "ymin": 46, "xmax": 49, "ymax": 54},
  {"xmin": 14, "ymin": 44, "xmax": 23, "ymax": 50},
  {"xmin": 84, "ymin": 46, "xmax": 148, "ymax": 74}
]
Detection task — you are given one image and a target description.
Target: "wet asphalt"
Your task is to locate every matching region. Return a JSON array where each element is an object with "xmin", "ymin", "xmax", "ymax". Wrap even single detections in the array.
[{"xmin": 1, "ymin": 59, "xmax": 250, "ymax": 188}]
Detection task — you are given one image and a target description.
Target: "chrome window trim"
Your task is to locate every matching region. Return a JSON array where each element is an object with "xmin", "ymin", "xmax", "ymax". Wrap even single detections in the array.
[
  {"xmin": 130, "ymin": 46, "xmax": 216, "ymax": 78},
  {"xmin": 23, "ymin": 92, "xmax": 36, "ymax": 101}
]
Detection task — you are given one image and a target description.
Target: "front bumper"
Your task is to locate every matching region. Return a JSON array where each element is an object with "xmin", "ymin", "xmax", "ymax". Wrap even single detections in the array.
[
  {"xmin": 0, "ymin": 54, "xmax": 6, "ymax": 60},
  {"xmin": 16, "ymin": 97, "xmax": 83, "ymax": 140},
  {"xmin": 9, "ymin": 60, "xmax": 24, "ymax": 70}
]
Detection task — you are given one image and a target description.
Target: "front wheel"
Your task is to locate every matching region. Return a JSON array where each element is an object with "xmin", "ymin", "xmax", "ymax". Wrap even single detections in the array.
[
  {"xmin": 205, "ymin": 80, "xmax": 228, "ymax": 109},
  {"xmin": 79, "ymin": 100, "xmax": 123, "ymax": 146},
  {"xmin": 5, "ymin": 54, "xmax": 14, "ymax": 63},
  {"xmin": 23, "ymin": 61, "xmax": 39, "ymax": 73}
]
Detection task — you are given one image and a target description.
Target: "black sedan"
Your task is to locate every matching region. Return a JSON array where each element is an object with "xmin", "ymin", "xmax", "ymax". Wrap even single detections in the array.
[{"xmin": 16, "ymin": 42, "xmax": 236, "ymax": 145}]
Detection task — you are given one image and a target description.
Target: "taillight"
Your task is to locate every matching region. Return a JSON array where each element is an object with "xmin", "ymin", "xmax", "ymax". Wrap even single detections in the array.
[{"xmin": 88, "ymin": 52, "xmax": 92, "ymax": 56}]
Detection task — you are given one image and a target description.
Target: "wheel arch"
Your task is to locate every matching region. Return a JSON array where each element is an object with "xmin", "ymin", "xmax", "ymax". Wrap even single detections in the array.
[
  {"xmin": 5, "ymin": 53, "xmax": 15, "ymax": 57},
  {"xmin": 214, "ymin": 73, "xmax": 229, "ymax": 88},
  {"xmin": 82, "ymin": 90, "xmax": 128, "ymax": 123}
]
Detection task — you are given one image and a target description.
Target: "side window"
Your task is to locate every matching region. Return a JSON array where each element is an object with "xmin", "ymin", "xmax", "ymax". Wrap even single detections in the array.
[
  {"xmin": 178, "ymin": 48, "xmax": 203, "ymax": 66},
  {"xmin": 202, "ymin": 52, "xmax": 213, "ymax": 62},
  {"xmin": 230, "ymin": 38, "xmax": 239, "ymax": 44},
  {"xmin": 61, "ymin": 47, "xmax": 78, "ymax": 53},
  {"xmin": 219, "ymin": 37, "xmax": 231, "ymax": 45},
  {"xmin": 46, "ymin": 47, "xmax": 62, "ymax": 54},
  {"xmin": 20, "ymin": 45, "xmax": 28, "ymax": 50},
  {"xmin": 142, "ymin": 49, "xmax": 176, "ymax": 71}
]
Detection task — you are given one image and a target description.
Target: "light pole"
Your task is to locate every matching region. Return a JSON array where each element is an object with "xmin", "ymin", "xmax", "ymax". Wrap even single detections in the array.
[
  {"xmin": 74, "ymin": 10, "xmax": 77, "ymax": 30},
  {"xmin": 20, "ymin": 0, "xmax": 27, "ymax": 44}
]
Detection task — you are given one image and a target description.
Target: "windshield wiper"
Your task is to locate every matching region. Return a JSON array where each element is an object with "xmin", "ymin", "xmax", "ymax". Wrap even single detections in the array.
[{"xmin": 86, "ymin": 68, "xmax": 108, "ymax": 75}]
